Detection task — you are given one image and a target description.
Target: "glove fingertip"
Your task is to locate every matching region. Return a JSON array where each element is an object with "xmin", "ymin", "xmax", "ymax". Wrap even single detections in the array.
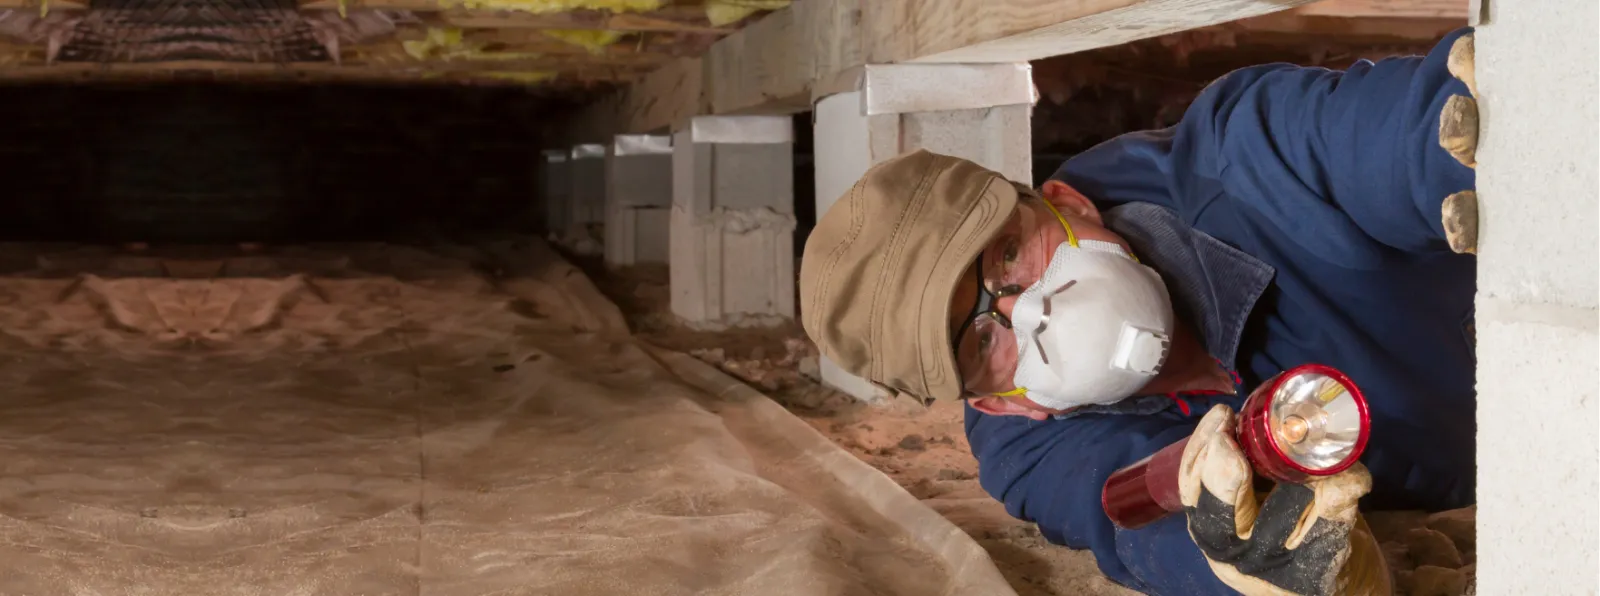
[
  {"xmin": 1442, "ymin": 190, "xmax": 1479, "ymax": 255},
  {"xmin": 1439, "ymin": 94, "xmax": 1479, "ymax": 169},
  {"xmin": 1448, "ymin": 33, "xmax": 1477, "ymax": 97}
]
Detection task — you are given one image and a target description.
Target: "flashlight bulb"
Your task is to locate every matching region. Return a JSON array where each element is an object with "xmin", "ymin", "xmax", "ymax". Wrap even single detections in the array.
[
  {"xmin": 1279, "ymin": 415, "xmax": 1310, "ymax": 444},
  {"xmin": 1266, "ymin": 371, "xmax": 1364, "ymax": 472}
]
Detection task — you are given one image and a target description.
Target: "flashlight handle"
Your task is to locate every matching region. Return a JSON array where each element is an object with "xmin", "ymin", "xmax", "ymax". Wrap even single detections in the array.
[{"xmin": 1102, "ymin": 437, "xmax": 1189, "ymax": 530}]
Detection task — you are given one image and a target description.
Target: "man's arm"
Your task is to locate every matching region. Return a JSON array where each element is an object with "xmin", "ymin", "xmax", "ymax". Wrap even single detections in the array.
[
  {"xmin": 964, "ymin": 404, "xmax": 1239, "ymax": 594},
  {"xmin": 1054, "ymin": 28, "xmax": 1477, "ymax": 261}
]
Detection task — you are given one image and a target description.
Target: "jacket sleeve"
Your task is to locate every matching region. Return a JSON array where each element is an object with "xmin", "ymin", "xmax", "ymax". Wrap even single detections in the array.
[
  {"xmin": 965, "ymin": 404, "xmax": 1242, "ymax": 595},
  {"xmin": 1052, "ymin": 28, "xmax": 1476, "ymax": 261}
]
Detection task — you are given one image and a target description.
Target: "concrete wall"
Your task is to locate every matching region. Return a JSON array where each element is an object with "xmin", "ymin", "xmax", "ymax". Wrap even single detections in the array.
[{"xmin": 1474, "ymin": 1, "xmax": 1599, "ymax": 592}]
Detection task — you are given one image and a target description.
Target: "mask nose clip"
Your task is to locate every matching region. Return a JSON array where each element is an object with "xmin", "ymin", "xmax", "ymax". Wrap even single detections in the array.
[
  {"xmin": 1112, "ymin": 324, "xmax": 1169, "ymax": 375},
  {"xmin": 1029, "ymin": 280, "xmax": 1078, "ymax": 365}
]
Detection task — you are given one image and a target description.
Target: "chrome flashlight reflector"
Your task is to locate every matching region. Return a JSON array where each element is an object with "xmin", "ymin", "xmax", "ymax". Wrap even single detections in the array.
[{"xmin": 1267, "ymin": 369, "xmax": 1365, "ymax": 472}]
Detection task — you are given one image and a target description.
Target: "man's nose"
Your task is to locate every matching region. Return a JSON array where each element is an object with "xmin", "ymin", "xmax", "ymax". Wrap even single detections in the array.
[{"xmin": 996, "ymin": 294, "xmax": 1018, "ymax": 320}]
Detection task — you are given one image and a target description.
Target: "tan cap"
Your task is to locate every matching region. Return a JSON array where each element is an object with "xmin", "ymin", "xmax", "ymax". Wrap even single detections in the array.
[{"xmin": 800, "ymin": 150, "xmax": 1019, "ymax": 401}]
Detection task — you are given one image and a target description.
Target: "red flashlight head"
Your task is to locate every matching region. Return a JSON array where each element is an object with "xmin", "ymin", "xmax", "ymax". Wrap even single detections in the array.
[{"xmin": 1236, "ymin": 364, "xmax": 1370, "ymax": 484}]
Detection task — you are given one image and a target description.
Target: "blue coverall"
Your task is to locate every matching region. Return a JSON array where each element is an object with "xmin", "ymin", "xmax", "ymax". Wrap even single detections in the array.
[{"xmin": 965, "ymin": 28, "xmax": 1477, "ymax": 595}]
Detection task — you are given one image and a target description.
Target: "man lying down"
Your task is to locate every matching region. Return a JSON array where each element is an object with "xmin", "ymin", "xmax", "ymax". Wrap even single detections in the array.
[{"xmin": 798, "ymin": 28, "xmax": 1480, "ymax": 596}]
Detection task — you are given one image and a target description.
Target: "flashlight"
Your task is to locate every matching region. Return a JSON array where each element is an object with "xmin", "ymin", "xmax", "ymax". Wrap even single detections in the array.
[{"xmin": 1101, "ymin": 364, "xmax": 1370, "ymax": 530}]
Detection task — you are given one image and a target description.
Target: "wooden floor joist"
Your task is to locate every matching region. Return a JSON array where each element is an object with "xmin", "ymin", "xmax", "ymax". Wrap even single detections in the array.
[
  {"xmin": 0, "ymin": 60, "xmax": 637, "ymax": 85},
  {"xmin": 565, "ymin": 0, "xmax": 1471, "ymax": 143},
  {"xmin": 565, "ymin": 0, "xmax": 1330, "ymax": 141},
  {"xmin": 1288, "ymin": 0, "xmax": 1467, "ymax": 18}
]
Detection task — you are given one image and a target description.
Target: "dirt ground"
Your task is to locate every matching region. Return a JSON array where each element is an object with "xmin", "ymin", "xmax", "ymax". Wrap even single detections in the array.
[{"xmin": 585, "ymin": 261, "xmax": 1479, "ymax": 596}]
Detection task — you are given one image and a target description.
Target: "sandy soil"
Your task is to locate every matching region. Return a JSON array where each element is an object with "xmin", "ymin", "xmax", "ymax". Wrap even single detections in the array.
[
  {"xmin": 0, "ymin": 239, "xmax": 1017, "ymax": 595},
  {"xmin": 585, "ymin": 261, "xmax": 1479, "ymax": 596}
]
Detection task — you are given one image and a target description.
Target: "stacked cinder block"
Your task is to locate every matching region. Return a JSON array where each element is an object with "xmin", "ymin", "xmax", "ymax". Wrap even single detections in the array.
[
  {"xmin": 1473, "ymin": 2, "xmax": 1599, "ymax": 593},
  {"xmin": 604, "ymin": 134, "xmax": 673, "ymax": 267}
]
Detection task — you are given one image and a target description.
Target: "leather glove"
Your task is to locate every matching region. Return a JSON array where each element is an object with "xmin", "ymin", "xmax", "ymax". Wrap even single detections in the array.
[
  {"xmin": 1440, "ymin": 32, "xmax": 1479, "ymax": 255},
  {"xmin": 1180, "ymin": 404, "xmax": 1391, "ymax": 596}
]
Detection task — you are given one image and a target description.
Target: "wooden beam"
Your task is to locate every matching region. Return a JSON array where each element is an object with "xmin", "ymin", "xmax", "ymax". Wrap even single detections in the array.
[
  {"xmin": 569, "ymin": 0, "xmax": 1458, "ymax": 141},
  {"xmin": 1288, "ymin": 0, "xmax": 1469, "ymax": 18},
  {"xmin": 564, "ymin": 54, "xmax": 705, "ymax": 141},
  {"xmin": 1227, "ymin": 13, "xmax": 1466, "ymax": 40},
  {"xmin": 352, "ymin": 57, "xmax": 661, "ymax": 74},
  {"xmin": 0, "ymin": 0, "xmax": 86, "ymax": 9},
  {"xmin": 437, "ymin": 11, "xmax": 731, "ymax": 34},
  {"xmin": 0, "ymin": 60, "xmax": 632, "ymax": 84},
  {"xmin": 864, "ymin": 0, "xmax": 1320, "ymax": 64},
  {"xmin": 297, "ymin": 2, "xmax": 731, "ymax": 34},
  {"xmin": 388, "ymin": 25, "xmax": 706, "ymax": 57},
  {"xmin": 702, "ymin": 0, "xmax": 1332, "ymax": 119},
  {"xmin": 342, "ymin": 37, "xmax": 669, "ymax": 68},
  {"xmin": 388, "ymin": 29, "xmax": 635, "ymax": 53}
]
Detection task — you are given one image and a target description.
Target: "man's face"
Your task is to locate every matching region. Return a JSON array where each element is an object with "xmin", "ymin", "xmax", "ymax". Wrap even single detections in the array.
[{"xmin": 947, "ymin": 180, "xmax": 1136, "ymax": 420}]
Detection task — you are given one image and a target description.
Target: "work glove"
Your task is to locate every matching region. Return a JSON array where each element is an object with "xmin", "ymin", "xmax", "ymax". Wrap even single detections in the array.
[
  {"xmin": 1439, "ymin": 32, "xmax": 1479, "ymax": 255},
  {"xmin": 1180, "ymin": 404, "xmax": 1391, "ymax": 596}
]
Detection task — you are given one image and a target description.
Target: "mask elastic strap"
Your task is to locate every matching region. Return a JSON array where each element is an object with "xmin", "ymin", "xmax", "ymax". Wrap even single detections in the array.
[
  {"xmin": 1036, "ymin": 198, "xmax": 1078, "ymax": 248},
  {"xmin": 1035, "ymin": 196, "xmax": 1140, "ymax": 264},
  {"xmin": 993, "ymin": 387, "xmax": 1027, "ymax": 397}
]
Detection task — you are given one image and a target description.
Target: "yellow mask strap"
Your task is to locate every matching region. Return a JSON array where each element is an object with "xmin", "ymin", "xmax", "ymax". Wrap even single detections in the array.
[
  {"xmin": 993, "ymin": 387, "xmax": 1028, "ymax": 397},
  {"xmin": 1036, "ymin": 198, "xmax": 1078, "ymax": 248},
  {"xmin": 1033, "ymin": 196, "xmax": 1139, "ymax": 264}
]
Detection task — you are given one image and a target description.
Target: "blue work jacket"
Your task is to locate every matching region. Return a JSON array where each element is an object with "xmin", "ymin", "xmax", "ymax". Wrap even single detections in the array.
[{"xmin": 965, "ymin": 27, "xmax": 1477, "ymax": 595}]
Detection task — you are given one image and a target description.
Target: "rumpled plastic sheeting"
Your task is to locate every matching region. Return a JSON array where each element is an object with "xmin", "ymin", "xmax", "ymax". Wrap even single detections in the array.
[{"xmin": 0, "ymin": 239, "xmax": 1015, "ymax": 595}]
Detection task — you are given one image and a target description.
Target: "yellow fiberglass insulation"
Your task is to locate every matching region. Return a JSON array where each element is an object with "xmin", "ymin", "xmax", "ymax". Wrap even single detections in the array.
[
  {"xmin": 483, "ymin": 71, "xmax": 559, "ymax": 84},
  {"xmin": 446, "ymin": 0, "xmax": 666, "ymax": 14},
  {"xmin": 543, "ymin": 29, "xmax": 625, "ymax": 54},
  {"xmin": 401, "ymin": 27, "xmax": 466, "ymax": 60},
  {"xmin": 705, "ymin": 0, "xmax": 791, "ymax": 27},
  {"xmin": 403, "ymin": 28, "xmax": 543, "ymax": 62}
]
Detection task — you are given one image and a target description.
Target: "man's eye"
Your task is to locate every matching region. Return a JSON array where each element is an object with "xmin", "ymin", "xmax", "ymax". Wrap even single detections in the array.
[
  {"xmin": 977, "ymin": 330, "xmax": 992, "ymax": 353},
  {"xmin": 1003, "ymin": 240, "xmax": 1020, "ymax": 265}
]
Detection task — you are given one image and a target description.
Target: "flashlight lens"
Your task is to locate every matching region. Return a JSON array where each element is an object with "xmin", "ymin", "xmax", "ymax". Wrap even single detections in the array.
[{"xmin": 1267, "ymin": 372, "xmax": 1362, "ymax": 471}]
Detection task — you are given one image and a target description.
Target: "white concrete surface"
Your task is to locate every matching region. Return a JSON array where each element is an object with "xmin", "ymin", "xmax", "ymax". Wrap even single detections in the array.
[
  {"xmin": 669, "ymin": 119, "xmax": 797, "ymax": 329},
  {"xmin": 604, "ymin": 205, "xmax": 670, "ymax": 267},
  {"xmin": 861, "ymin": 63, "xmax": 1036, "ymax": 115},
  {"xmin": 812, "ymin": 86, "xmax": 1032, "ymax": 402},
  {"xmin": 1474, "ymin": 2, "xmax": 1599, "ymax": 593},
  {"xmin": 567, "ymin": 145, "xmax": 607, "ymax": 229},
  {"xmin": 605, "ymin": 135, "xmax": 673, "ymax": 266},
  {"xmin": 539, "ymin": 150, "xmax": 569, "ymax": 235},
  {"xmin": 689, "ymin": 115, "xmax": 796, "ymax": 144}
]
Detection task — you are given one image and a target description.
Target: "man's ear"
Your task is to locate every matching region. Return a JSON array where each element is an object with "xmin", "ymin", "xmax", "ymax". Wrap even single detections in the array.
[
  {"xmin": 1040, "ymin": 180, "xmax": 1103, "ymax": 226},
  {"xmin": 970, "ymin": 396, "xmax": 1051, "ymax": 421}
]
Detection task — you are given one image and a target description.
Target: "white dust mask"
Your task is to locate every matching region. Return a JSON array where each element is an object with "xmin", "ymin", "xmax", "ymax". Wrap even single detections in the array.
[{"xmin": 1006, "ymin": 204, "xmax": 1174, "ymax": 411}]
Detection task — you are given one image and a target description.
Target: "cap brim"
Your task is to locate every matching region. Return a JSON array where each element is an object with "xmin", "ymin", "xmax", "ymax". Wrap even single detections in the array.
[{"xmin": 917, "ymin": 178, "xmax": 1019, "ymax": 401}]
